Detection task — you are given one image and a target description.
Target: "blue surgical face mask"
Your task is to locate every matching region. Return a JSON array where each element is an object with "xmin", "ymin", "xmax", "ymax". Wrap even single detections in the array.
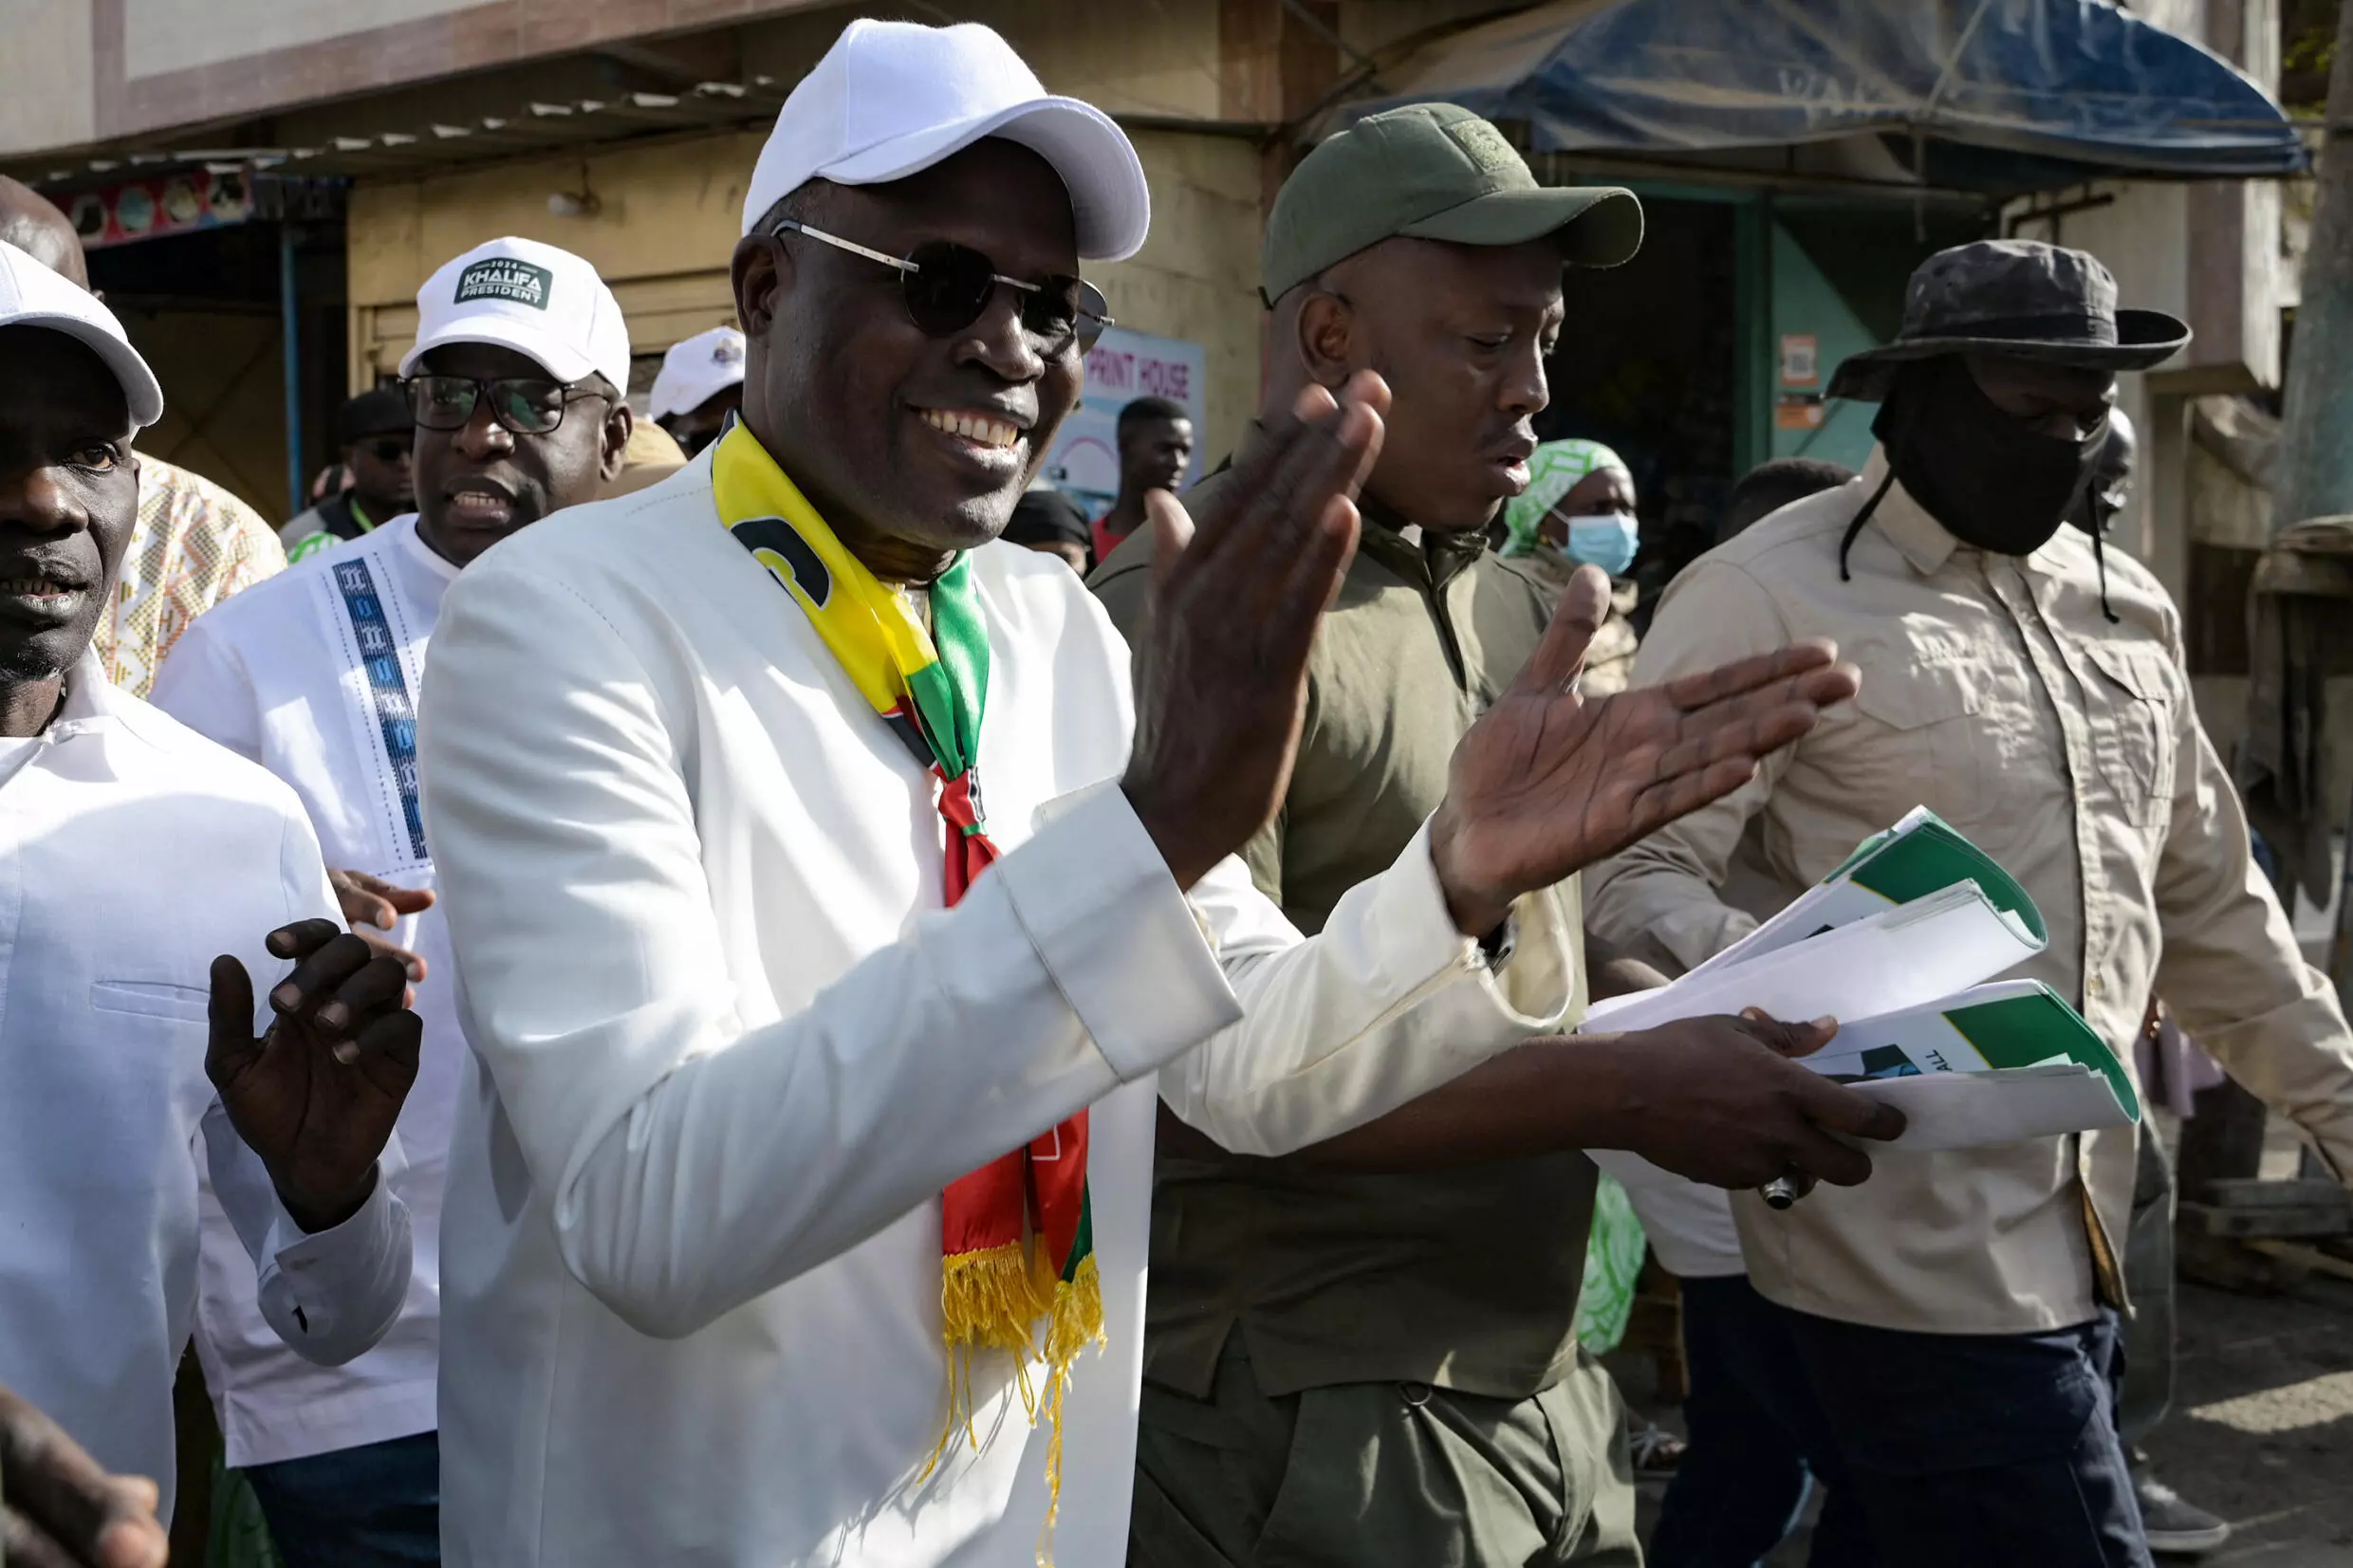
[{"xmin": 1562, "ymin": 510, "xmax": 1640, "ymax": 578}]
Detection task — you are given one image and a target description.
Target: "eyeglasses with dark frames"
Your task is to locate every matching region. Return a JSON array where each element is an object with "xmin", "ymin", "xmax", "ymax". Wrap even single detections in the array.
[
  {"xmin": 767, "ymin": 218, "xmax": 1113, "ymax": 354},
  {"xmin": 404, "ymin": 375, "xmax": 609, "ymax": 437}
]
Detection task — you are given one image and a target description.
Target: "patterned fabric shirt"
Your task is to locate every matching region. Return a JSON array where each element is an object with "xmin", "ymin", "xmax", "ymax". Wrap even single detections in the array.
[{"xmin": 95, "ymin": 458, "xmax": 287, "ymax": 698}]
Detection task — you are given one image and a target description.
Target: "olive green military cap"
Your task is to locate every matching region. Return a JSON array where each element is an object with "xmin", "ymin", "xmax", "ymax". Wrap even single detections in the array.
[{"xmin": 1263, "ymin": 103, "xmax": 1643, "ymax": 303}]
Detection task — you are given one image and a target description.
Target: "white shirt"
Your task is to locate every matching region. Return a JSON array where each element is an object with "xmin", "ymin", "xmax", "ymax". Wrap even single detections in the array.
[
  {"xmin": 153, "ymin": 513, "xmax": 460, "ymax": 1467},
  {"xmin": 1590, "ymin": 1152, "xmax": 1746, "ymax": 1280},
  {"xmin": 417, "ymin": 452, "xmax": 1580, "ymax": 1568},
  {"xmin": 0, "ymin": 655, "xmax": 412, "ymax": 1516}
]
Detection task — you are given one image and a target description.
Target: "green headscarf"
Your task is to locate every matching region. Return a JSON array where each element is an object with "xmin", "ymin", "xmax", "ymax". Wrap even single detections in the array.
[{"xmin": 1501, "ymin": 438, "xmax": 1628, "ymax": 557}]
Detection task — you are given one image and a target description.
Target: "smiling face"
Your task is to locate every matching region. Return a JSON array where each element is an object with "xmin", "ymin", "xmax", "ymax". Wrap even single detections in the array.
[
  {"xmin": 1297, "ymin": 236, "xmax": 1566, "ymax": 533},
  {"xmin": 409, "ymin": 341, "xmax": 630, "ymax": 567},
  {"xmin": 0, "ymin": 326, "xmax": 138, "ymax": 692},
  {"xmin": 732, "ymin": 139, "xmax": 1085, "ymax": 579}
]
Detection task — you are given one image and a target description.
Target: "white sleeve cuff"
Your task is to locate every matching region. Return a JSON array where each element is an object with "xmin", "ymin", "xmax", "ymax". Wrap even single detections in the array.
[
  {"xmin": 257, "ymin": 1164, "xmax": 413, "ymax": 1363},
  {"xmin": 994, "ymin": 781, "xmax": 1244, "ymax": 1081},
  {"xmin": 1368, "ymin": 821, "xmax": 1580, "ymax": 1034}
]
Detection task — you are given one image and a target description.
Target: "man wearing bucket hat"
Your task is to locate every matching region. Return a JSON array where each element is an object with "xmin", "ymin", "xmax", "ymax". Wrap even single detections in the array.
[
  {"xmin": 414, "ymin": 24, "xmax": 1864, "ymax": 1565},
  {"xmin": 1591, "ymin": 239, "xmax": 2353, "ymax": 1564},
  {"xmin": 1094, "ymin": 104, "xmax": 1906, "ymax": 1568}
]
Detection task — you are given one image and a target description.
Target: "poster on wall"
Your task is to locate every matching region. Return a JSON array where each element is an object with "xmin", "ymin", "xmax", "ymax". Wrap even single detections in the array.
[
  {"xmin": 68, "ymin": 168, "xmax": 254, "ymax": 250},
  {"xmin": 1038, "ymin": 325, "xmax": 1207, "ymax": 521}
]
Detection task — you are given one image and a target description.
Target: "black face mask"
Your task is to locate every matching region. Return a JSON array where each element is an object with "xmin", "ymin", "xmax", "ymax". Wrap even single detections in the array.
[{"xmin": 1873, "ymin": 358, "xmax": 2104, "ymax": 557}]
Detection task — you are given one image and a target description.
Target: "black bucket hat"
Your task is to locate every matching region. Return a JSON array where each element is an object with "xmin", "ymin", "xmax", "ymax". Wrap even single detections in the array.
[{"xmin": 1825, "ymin": 239, "xmax": 2189, "ymax": 403}]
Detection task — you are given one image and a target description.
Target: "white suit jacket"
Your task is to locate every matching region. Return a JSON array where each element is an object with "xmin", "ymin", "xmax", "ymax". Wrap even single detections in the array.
[{"xmin": 417, "ymin": 451, "xmax": 1579, "ymax": 1567}]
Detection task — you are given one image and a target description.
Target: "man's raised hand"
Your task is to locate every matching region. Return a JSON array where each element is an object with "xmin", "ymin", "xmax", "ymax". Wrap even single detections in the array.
[
  {"xmin": 1430, "ymin": 563, "xmax": 1860, "ymax": 935},
  {"xmin": 208, "ymin": 919, "xmax": 423, "ymax": 1233},
  {"xmin": 1122, "ymin": 371, "xmax": 1389, "ymax": 890}
]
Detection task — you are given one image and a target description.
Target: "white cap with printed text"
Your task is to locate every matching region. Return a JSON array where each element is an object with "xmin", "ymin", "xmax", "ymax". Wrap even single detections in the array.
[
  {"xmin": 648, "ymin": 326, "xmax": 748, "ymax": 422},
  {"xmin": 0, "ymin": 239, "xmax": 163, "ymax": 429},
  {"xmin": 739, "ymin": 19, "xmax": 1149, "ymax": 261},
  {"xmin": 400, "ymin": 236, "xmax": 632, "ymax": 391}
]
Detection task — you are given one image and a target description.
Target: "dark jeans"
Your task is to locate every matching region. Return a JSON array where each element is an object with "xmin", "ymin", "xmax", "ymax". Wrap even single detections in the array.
[
  {"xmin": 242, "ymin": 1430, "xmax": 440, "ymax": 1568},
  {"xmin": 1775, "ymin": 1305, "xmax": 2151, "ymax": 1568},
  {"xmin": 1649, "ymin": 1276, "xmax": 1876, "ymax": 1568}
]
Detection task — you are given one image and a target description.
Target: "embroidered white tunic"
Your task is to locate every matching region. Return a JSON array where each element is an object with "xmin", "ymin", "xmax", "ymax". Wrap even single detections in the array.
[
  {"xmin": 418, "ymin": 451, "xmax": 1583, "ymax": 1567},
  {"xmin": 154, "ymin": 512, "xmax": 460, "ymax": 1467}
]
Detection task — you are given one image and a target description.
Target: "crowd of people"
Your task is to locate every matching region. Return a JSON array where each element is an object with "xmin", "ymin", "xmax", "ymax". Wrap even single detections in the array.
[{"xmin": 0, "ymin": 16, "xmax": 2349, "ymax": 1568}]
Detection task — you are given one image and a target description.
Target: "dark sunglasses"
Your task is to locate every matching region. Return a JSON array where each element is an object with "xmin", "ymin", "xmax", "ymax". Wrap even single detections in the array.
[
  {"xmin": 405, "ymin": 375, "xmax": 606, "ymax": 436},
  {"xmin": 360, "ymin": 437, "xmax": 411, "ymax": 463},
  {"xmin": 769, "ymin": 219, "xmax": 1112, "ymax": 354}
]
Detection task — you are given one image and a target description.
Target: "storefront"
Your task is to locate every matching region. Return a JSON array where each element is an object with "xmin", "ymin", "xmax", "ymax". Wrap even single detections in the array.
[
  {"xmin": 59, "ymin": 169, "xmax": 348, "ymax": 526},
  {"xmin": 1345, "ymin": 0, "xmax": 2304, "ymax": 600}
]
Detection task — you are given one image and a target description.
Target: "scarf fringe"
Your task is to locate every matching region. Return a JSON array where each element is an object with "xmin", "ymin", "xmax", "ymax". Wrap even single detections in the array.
[{"xmin": 922, "ymin": 1243, "xmax": 1107, "ymax": 1567}]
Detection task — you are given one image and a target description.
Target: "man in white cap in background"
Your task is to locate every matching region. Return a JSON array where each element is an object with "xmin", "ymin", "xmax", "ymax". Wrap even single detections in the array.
[
  {"xmin": 152, "ymin": 235, "xmax": 631, "ymax": 1567},
  {"xmin": 0, "ymin": 238, "xmax": 426, "ymax": 1544},
  {"xmin": 647, "ymin": 323, "xmax": 747, "ymax": 457},
  {"xmin": 415, "ymin": 19, "xmax": 1859, "ymax": 1568}
]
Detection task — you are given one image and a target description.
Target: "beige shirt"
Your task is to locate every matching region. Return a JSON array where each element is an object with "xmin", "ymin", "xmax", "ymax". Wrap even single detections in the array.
[
  {"xmin": 1588, "ymin": 449, "xmax": 2353, "ymax": 1336},
  {"xmin": 96, "ymin": 457, "xmax": 286, "ymax": 699}
]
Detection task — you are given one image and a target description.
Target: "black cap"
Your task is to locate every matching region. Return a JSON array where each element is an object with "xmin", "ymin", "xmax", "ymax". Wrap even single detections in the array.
[
  {"xmin": 338, "ymin": 386, "xmax": 412, "ymax": 445},
  {"xmin": 1003, "ymin": 489, "xmax": 1092, "ymax": 551},
  {"xmin": 1826, "ymin": 239, "xmax": 2190, "ymax": 402}
]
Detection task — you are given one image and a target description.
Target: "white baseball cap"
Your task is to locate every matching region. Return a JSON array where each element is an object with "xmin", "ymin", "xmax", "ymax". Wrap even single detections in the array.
[
  {"xmin": 740, "ymin": 19, "xmax": 1150, "ymax": 262},
  {"xmin": 399, "ymin": 236, "xmax": 632, "ymax": 391},
  {"xmin": 648, "ymin": 325, "xmax": 748, "ymax": 421},
  {"xmin": 0, "ymin": 239, "xmax": 162, "ymax": 429}
]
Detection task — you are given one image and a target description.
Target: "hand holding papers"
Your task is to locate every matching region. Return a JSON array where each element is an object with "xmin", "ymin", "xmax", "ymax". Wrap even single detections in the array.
[{"xmin": 1583, "ymin": 807, "xmax": 2138, "ymax": 1155}]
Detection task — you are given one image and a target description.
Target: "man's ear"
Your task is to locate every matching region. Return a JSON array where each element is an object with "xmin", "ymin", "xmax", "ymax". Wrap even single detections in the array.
[
  {"xmin": 601, "ymin": 401, "xmax": 635, "ymax": 484},
  {"xmin": 732, "ymin": 234, "xmax": 789, "ymax": 340},
  {"xmin": 1296, "ymin": 290, "xmax": 1356, "ymax": 391}
]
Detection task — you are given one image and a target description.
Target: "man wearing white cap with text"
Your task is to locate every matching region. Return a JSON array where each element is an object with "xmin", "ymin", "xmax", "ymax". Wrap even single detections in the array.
[
  {"xmin": 152, "ymin": 235, "xmax": 631, "ymax": 1567},
  {"xmin": 417, "ymin": 22, "xmax": 1859, "ymax": 1566},
  {"xmin": 649, "ymin": 323, "xmax": 748, "ymax": 456},
  {"xmin": 0, "ymin": 238, "xmax": 425, "ymax": 1544}
]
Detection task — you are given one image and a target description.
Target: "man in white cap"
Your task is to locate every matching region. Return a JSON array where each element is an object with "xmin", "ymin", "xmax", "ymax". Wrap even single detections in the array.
[
  {"xmin": 648, "ymin": 323, "xmax": 747, "ymax": 457},
  {"xmin": 0, "ymin": 238, "xmax": 425, "ymax": 1541},
  {"xmin": 151, "ymin": 235, "xmax": 631, "ymax": 1567},
  {"xmin": 416, "ymin": 21, "xmax": 1858, "ymax": 1566}
]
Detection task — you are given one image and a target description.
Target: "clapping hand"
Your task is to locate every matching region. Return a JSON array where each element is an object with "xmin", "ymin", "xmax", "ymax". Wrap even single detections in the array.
[
  {"xmin": 208, "ymin": 919, "xmax": 423, "ymax": 1233},
  {"xmin": 1430, "ymin": 563, "xmax": 1860, "ymax": 935}
]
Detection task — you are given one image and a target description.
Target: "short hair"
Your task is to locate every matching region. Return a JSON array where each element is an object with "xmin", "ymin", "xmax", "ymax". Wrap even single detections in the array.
[
  {"xmin": 1118, "ymin": 397, "xmax": 1189, "ymax": 434},
  {"xmin": 1721, "ymin": 457, "xmax": 1857, "ymax": 544}
]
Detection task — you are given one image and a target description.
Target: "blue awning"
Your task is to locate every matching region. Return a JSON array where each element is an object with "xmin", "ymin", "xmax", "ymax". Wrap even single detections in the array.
[{"xmin": 1342, "ymin": 0, "xmax": 2305, "ymax": 192}]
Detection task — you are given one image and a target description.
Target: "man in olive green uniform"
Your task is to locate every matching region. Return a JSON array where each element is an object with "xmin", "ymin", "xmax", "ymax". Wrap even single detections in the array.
[{"xmin": 1093, "ymin": 105, "xmax": 1904, "ymax": 1568}]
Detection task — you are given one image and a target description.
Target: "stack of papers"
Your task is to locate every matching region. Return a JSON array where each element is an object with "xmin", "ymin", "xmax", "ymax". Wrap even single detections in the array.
[{"xmin": 1583, "ymin": 807, "xmax": 2137, "ymax": 1150}]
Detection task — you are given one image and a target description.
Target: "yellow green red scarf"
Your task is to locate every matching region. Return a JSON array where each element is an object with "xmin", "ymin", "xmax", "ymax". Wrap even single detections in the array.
[{"xmin": 712, "ymin": 425, "xmax": 1102, "ymax": 1548}]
